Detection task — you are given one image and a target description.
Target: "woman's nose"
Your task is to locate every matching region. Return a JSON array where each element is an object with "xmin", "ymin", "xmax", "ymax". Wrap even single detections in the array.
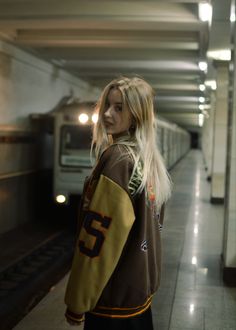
[{"xmin": 104, "ymin": 106, "xmax": 112, "ymax": 117}]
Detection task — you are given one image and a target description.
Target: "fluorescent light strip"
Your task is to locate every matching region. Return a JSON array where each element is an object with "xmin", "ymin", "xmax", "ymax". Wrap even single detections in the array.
[{"xmin": 199, "ymin": 3, "xmax": 212, "ymax": 22}]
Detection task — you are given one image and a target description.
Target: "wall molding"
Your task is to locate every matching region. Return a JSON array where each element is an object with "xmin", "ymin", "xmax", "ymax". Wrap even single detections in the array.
[
  {"xmin": 0, "ymin": 135, "xmax": 36, "ymax": 143},
  {"xmin": 0, "ymin": 169, "xmax": 38, "ymax": 180}
]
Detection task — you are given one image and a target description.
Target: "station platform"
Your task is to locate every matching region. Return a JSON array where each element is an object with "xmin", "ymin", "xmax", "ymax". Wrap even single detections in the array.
[{"xmin": 13, "ymin": 150, "xmax": 236, "ymax": 330}]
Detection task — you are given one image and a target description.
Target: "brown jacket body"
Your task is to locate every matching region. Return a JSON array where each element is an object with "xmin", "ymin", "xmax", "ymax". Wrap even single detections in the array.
[{"xmin": 65, "ymin": 144, "xmax": 164, "ymax": 321}]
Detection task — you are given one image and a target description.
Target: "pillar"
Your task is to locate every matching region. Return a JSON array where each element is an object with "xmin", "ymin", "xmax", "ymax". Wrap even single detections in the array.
[
  {"xmin": 211, "ymin": 61, "xmax": 229, "ymax": 203},
  {"xmin": 222, "ymin": 0, "xmax": 236, "ymax": 285},
  {"xmin": 202, "ymin": 91, "xmax": 216, "ymax": 181}
]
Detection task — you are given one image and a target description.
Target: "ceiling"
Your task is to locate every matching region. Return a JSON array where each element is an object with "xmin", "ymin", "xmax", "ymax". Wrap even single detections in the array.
[{"xmin": 0, "ymin": 0, "xmax": 232, "ymax": 131}]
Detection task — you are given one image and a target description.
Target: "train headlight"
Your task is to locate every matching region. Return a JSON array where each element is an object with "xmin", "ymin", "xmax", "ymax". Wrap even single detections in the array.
[
  {"xmin": 56, "ymin": 194, "xmax": 66, "ymax": 204},
  {"xmin": 78, "ymin": 113, "xmax": 89, "ymax": 124},
  {"xmin": 92, "ymin": 113, "xmax": 98, "ymax": 124}
]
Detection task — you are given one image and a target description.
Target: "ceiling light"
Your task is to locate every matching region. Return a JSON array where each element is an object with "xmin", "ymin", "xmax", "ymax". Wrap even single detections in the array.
[
  {"xmin": 207, "ymin": 49, "xmax": 231, "ymax": 61},
  {"xmin": 199, "ymin": 84, "xmax": 206, "ymax": 91},
  {"xmin": 199, "ymin": 114, "xmax": 204, "ymax": 127},
  {"xmin": 230, "ymin": 3, "xmax": 235, "ymax": 22},
  {"xmin": 199, "ymin": 104, "xmax": 204, "ymax": 110},
  {"xmin": 199, "ymin": 3, "xmax": 212, "ymax": 22},
  {"xmin": 198, "ymin": 61, "xmax": 208, "ymax": 71},
  {"xmin": 199, "ymin": 97, "xmax": 205, "ymax": 103},
  {"xmin": 205, "ymin": 80, "xmax": 217, "ymax": 90}
]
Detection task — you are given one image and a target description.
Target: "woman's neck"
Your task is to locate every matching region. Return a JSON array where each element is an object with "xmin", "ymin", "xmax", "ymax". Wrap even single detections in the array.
[{"xmin": 112, "ymin": 132, "xmax": 130, "ymax": 142}]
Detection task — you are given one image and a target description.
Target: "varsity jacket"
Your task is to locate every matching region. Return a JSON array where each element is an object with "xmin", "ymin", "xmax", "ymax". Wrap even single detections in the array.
[{"xmin": 64, "ymin": 143, "xmax": 164, "ymax": 322}]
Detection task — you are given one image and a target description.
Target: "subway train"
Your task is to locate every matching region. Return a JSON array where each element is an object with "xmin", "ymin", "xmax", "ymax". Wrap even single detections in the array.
[{"xmin": 52, "ymin": 100, "xmax": 191, "ymax": 205}]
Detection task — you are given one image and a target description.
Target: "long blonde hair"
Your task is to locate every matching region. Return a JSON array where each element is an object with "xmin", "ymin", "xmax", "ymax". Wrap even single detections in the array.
[{"xmin": 92, "ymin": 76, "xmax": 172, "ymax": 209}]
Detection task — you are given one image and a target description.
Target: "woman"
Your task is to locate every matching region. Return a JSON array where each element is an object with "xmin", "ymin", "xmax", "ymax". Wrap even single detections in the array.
[{"xmin": 64, "ymin": 76, "xmax": 172, "ymax": 329}]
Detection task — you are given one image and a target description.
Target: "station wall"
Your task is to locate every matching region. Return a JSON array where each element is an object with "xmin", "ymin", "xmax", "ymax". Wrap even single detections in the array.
[{"xmin": 0, "ymin": 41, "xmax": 100, "ymax": 234}]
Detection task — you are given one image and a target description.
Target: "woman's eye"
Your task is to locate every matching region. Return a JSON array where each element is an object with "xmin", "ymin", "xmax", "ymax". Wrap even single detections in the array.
[{"xmin": 115, "ymin": 105, "xmax": 122, "ymax": 112}]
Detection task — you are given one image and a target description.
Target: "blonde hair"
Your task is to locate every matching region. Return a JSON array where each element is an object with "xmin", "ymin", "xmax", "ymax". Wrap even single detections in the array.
[{"xmin": 92, "ymin": 76, "xmax": 172, "ymax": 209}]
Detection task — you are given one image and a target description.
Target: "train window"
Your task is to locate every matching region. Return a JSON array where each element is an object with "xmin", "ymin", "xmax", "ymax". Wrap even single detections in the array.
[{"xmin": 60, "ymin": 124, "xmax": 93, "ymax": 167}]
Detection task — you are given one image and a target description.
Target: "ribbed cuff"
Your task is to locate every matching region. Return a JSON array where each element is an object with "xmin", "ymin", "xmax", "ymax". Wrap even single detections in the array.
[{"xmin": 65, "ymin": 308, "xmax": 85, "ymax": 323}]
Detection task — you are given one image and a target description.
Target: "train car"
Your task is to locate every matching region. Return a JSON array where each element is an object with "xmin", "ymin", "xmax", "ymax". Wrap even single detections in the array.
[
  {"xmin": 157, "ymin": 117, "xmax": 190, "ymax": 169},
  {"xmin": 53, "ymin": 101, "xmax": 97, "ymax": 205},
  {"xmin": 53, "ymin": 104, "xmax": 190, "ymax": 205}
]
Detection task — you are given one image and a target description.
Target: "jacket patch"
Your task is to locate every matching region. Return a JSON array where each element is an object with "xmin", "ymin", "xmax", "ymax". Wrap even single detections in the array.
[
  {"xmin": 79, "ymin": 211, "xmax": 112, "ymax": 258},
  {"xmin": 141, "ymin": 239, "xmax": 148, "ymax": 252}
]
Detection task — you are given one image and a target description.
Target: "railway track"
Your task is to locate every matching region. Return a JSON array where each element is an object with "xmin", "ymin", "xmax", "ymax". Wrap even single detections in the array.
[{"xmin": 0, "ymin": 230, "xmax": 76, "ymax": 330}]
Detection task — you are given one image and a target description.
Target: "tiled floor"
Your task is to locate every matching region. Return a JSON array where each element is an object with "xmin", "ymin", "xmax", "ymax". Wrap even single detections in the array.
[{"xmin": 14, "ymin": 150, "xmax": 236, "ymax": 330}]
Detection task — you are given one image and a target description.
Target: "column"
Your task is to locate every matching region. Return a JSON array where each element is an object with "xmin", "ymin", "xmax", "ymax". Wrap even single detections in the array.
[
  {"xmin": 202, "ymin": 91, "xmax": 216, "ymax": 181},
  {"xmin": 210, "ymin": 61, "xmax": 229, "ymax": 203},
  {"xmin": 222, "ymin": 2, "xmax": 236, "ymax": 285}
]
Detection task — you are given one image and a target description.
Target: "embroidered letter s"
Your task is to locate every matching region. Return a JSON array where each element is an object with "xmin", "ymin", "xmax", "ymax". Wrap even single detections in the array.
[{"xmin": 78, "ymin": 211, "xmax": 111, "ymax": 258}]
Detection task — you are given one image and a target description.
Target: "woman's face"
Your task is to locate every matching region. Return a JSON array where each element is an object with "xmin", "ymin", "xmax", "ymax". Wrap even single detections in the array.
[{"xmin": 103, "ymin": 88, "xmax": 133, "ymax": 138}]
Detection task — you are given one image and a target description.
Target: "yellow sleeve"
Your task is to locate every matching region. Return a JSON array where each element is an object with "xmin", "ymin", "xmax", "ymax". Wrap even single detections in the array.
[{"xmin": 64, "ymin": 174, "xmax": 135, "ymax": 316}]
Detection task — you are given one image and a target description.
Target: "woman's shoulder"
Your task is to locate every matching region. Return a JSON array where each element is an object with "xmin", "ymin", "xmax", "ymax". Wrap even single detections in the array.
[
  {"xmin": 96, "ymin": 143, "xmax": 134, "ymax": 181},
  {"xmin": 100, "ymin": 143, "xmax": 133, "ymax": 165},
  {"xmin": 91, "ymin": 143, "xmax": 138, "ymax": 196}
]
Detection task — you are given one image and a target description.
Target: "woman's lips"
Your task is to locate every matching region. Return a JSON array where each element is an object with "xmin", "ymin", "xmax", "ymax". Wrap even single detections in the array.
[{"xmin": 104, "ymin": 121, "xmax": 113, "ymax": 126}]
